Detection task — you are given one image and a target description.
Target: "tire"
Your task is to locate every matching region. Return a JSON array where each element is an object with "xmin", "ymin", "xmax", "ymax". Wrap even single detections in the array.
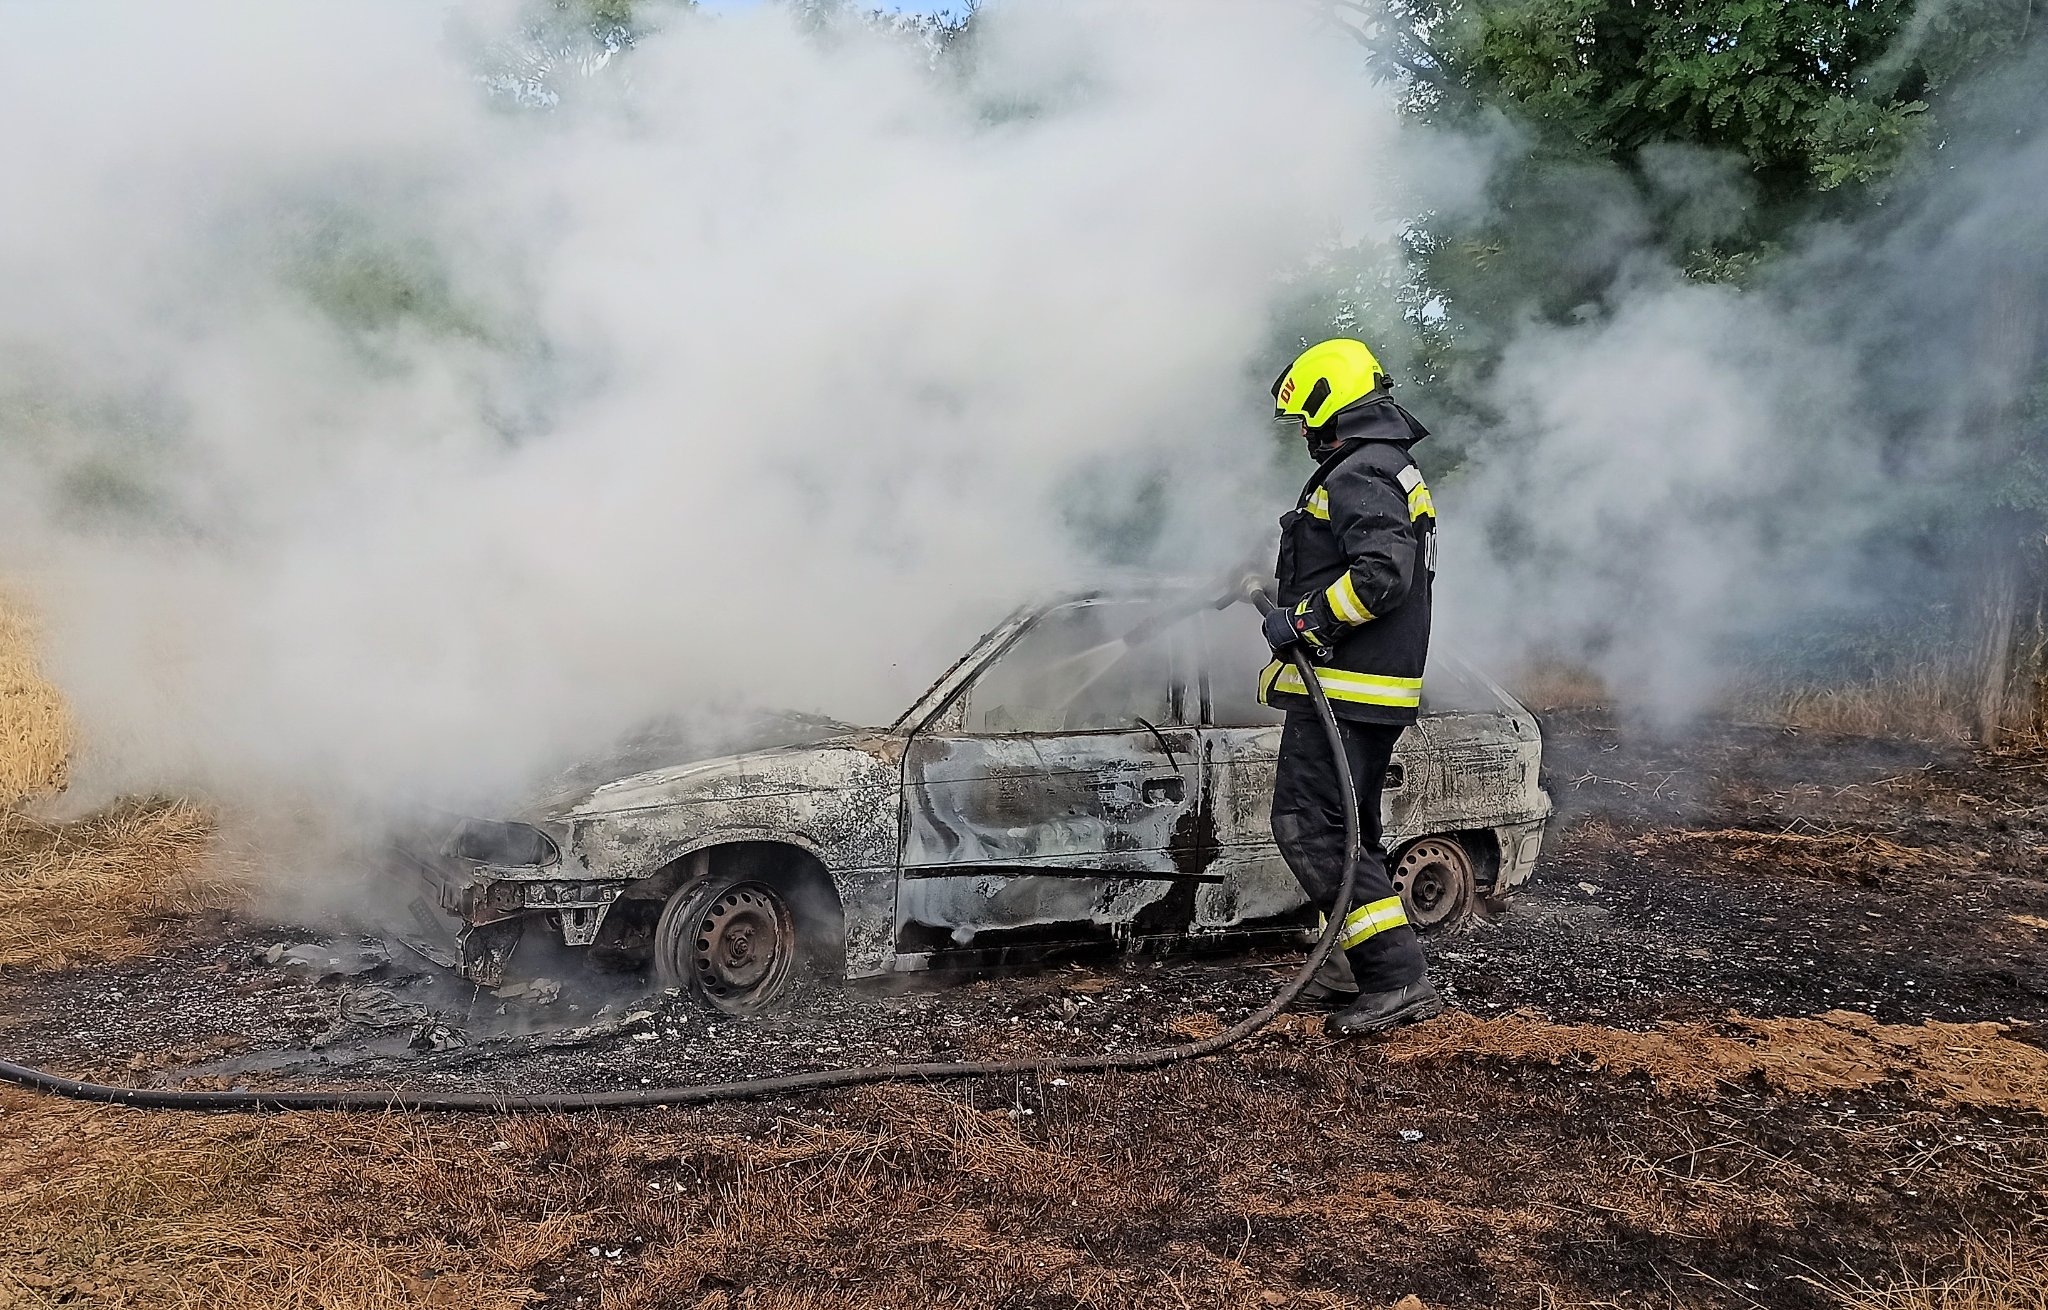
[
  {"xmin": 653, "ymin": 874, "xmax": 802, "ymax": 1015},
  {"xmin": 1392, "ymin": 836, "xmax": 1477, "ymax": 931}
]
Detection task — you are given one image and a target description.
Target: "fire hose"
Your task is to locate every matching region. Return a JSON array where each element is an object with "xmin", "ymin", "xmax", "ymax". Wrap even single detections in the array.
[{"xmin": 0, "ymin": 588, "xmax": 1364, "ymax": 1112}]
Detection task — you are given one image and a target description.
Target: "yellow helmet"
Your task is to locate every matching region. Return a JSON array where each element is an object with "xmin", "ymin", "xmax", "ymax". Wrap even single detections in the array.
[{"xmin": 1271, "ymin": 338, "xmax": 1391, "ymax": 429}]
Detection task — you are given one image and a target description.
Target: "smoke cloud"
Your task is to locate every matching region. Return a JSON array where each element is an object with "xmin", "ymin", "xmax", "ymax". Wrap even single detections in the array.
[
  {"xmin": 1435, "ymin": 41, "xmax": 2048, "ymax": 720},
  {"xmin": 1, "ymin": 1, "xmax": 1468, "ymax": 813},
  {"xmin": 8, "ymin": 0, "xmax": 2041, "ymax": 837}
]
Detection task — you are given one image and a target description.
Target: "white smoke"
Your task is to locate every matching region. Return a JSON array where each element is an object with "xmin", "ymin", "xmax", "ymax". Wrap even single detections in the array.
[
  {"xmin": 1439, "ymin": 276, "xmax": 1884, "ymax": 712},
  {"xmin": 1, "ymin": 0, "xmax": 1476, "ymax": 812},
  {"xmin": 16, "ymin": 0, "xmax": 2029, "ymax": 830},
  {"xmin": 1434, "ymin": 42, "xmax": 2048, "ymax": 721}
]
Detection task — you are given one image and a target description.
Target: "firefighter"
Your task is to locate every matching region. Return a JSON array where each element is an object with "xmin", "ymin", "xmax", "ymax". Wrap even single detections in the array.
[{"xmin": 1260, "ymin": 337, "xmax": 1444, "ymax": 1036}]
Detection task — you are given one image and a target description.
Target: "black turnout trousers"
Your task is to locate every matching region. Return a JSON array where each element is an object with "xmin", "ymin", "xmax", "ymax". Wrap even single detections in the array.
[{"xmin": 1270, "ymin": 713, "xmax": 1426, "ymax": 993}]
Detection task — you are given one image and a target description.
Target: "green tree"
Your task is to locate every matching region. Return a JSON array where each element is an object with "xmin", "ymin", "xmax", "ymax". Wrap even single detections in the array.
[
  {"xmin": 1342, "ymin": 0, "xmax": 2033, "ymax": 356},
  {"xmin": 1324, "ymin": 0, "xmax": 2046, "ymax": 740}
]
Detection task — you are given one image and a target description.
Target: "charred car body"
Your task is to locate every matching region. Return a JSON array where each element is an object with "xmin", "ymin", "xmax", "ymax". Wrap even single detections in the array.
[{"xmin": 398, "ymin": 587, "xmax": 1552, "ymax": 1011}]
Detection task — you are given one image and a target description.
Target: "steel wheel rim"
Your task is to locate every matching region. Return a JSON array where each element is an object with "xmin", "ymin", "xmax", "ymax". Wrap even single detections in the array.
[
  {"xmin": 1393, "ymin": 837, "xmax": 1474, "ymax": 929},
  {"xmin": 691, "ymin": 883, "xmax": 795, "ymax": 1007}
]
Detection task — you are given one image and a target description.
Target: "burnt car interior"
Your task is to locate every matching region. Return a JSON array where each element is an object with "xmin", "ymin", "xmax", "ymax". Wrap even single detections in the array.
[
  {"xmin": 897, "ymin": 596, "xmax": 1302, "ymax": 960},
  {"xmin": 891, "ymin": 592, "xmax": 1539, "ymax": 964}
]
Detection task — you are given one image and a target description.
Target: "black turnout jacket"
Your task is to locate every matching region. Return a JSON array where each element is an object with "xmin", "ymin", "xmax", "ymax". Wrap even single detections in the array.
[{"xmin": 1259, "ymin": 400, "xmax": 1436, "ymax": 727}]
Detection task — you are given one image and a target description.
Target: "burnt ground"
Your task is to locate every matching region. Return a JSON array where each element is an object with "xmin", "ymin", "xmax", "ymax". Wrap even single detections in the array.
[
  {"xmin": 6, "ymin": 711, "xmax": 2044, "ymax": 1091},
  {"xmin": 4, "ymin": 712, "xmax": 2048, "ymax": 1309}
]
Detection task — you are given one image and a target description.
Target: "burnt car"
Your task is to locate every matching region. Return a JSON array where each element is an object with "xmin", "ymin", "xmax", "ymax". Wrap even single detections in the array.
[{"xmin": 398, "ymin": 585, "xmax": 1552, "ymax": 1011}]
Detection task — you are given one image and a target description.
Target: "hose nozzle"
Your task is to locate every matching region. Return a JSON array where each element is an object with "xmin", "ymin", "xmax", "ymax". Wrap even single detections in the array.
[{"xmin": 1211, "ymin": 570, "xmax": 1273, "ymax": 614}]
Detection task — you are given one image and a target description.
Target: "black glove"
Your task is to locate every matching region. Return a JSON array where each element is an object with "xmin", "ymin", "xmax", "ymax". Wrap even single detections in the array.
[
  {"xmin": 1261, "ymin": 606, "xmax": 1297, "ymax": 652},
  {"xmin": 1263, "ymin": 600, "xmax": 1334, "ymax": 662}
]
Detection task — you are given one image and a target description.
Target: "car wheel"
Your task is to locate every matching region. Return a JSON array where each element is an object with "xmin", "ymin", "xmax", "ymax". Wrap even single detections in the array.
[
  {"xmin": 653, "ymin": 875, "xmax": 801, "ymax": 1015},
  {"xmin": 1392, "ymin": 836, "xmax": 1477, "ymax": 931}
]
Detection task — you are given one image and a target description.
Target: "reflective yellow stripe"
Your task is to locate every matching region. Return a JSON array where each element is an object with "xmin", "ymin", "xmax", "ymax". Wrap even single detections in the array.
[
  {"xmin": 1310, "ymin": 478, "xmax": 1429, "ymax": 522},
  {"xmin": 1269, "ymin": 663, "xmax": 1422, "ymax": 708},
  {"xmin": 1258, "ymin": 660, "xmax": 1284, "ymax": 702},
  {"xmin": 1338, "ymin": 895, "xmax": 1410, "ymax": 949},
  {"xmin": 1325, "ymin": 573, "xmax": 1373, "ymax": 625}
]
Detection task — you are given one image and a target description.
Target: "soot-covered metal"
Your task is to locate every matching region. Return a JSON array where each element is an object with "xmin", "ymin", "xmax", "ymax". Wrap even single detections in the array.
[{"xmin": 394, "ymin": 584, "xmax": 1552, "ymax": 993}]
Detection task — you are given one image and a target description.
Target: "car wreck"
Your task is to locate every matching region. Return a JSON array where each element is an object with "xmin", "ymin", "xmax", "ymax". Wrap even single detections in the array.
[{"xmin": 397, "ymin": 585, "xmax": 1553, "ymax": 1011}]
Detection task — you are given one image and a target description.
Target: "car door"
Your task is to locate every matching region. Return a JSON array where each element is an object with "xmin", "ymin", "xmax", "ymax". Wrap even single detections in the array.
[
  {"xmin": 895, "ymin": 597, "xmax": 1211, "ymax": 961},
  {"xmin": 1189, "ymin": 605, "xmax": 1438, "ymax": 936}
]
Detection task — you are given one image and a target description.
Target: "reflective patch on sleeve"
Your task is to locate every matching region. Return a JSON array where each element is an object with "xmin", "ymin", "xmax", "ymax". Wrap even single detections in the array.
[
  {"xmin": 1397, "ymin": 464, "xmax": 1435, "ymax": 519},
  {"xmin": 1303, "ymin": 487, "xmax": 1331, "ymax": 520},
  {"xmin": 1406, "ymin": 481, "xmax": 1434, "ymax": 521},
  {"xmin": 1326, "ymin": 572, "xmax": 1373, "ymax": 625}
]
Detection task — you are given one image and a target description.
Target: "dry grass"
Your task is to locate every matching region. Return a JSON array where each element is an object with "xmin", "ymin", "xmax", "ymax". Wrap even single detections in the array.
[
  {"xmin": 1382, "ymin": 1008, "xmax": 2048, "ymax": 1112},
  {"xmin": 1510, "ymin": 656, "xmax": 2044, "ymax": 748},
  {"xmin": 1821, "ymin": 1239, "xmax": 2048, "ymax": 1310},
  {"xmin": 0, "ymin": 800, "xmax": 245, "ymax": 971},
  {"xmin": 0, "ymin": 1093, "xmax": 570, "ymax": 1310},
  {"xmin": 1632, "ymin": 826, "xmax": 1943, "ymax": 885},
  {"xmin": 0, "ymin": 590, "xmax": 242, "ymax": 971},
  {"xmin": 1507, "ymin": 659, "xmax": 1611, "ymax": 711},
  {"xmin": 0, "ymin": 1080, "xmax": 1421, "ymax": 1310},
  {"xmin": 0, "ymin": 593, "xmax": 71, "ymax": 805},
  {"xmin": 1744, "ymin": 672, "xmax": 1983, "ymax": 745},
  {"xmin": 1719, "ymin": 662, "xmax": 2048, "ymax": 747}
]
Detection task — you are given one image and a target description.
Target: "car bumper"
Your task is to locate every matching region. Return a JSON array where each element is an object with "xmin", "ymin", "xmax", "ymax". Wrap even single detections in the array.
[
  {"xmin": 389, "ymin": 838, "xmax": 628, "ymax": 985},
  {"xmin": 1490, "ymin": 817, "xmax": 1548, "ymax": 896}
]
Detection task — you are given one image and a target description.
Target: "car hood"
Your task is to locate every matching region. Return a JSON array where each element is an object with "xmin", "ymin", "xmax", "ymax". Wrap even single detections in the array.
[
  {"xmin": 524, "ymin": 728, "xmax": 902, "ymax": 821},
  {"xmin": 510, "ymin": 708, "xmax": 852, "ymax": 803}
]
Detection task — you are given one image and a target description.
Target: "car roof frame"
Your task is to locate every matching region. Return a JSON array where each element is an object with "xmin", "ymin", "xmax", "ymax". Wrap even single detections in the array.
[{"xmin": 889, "ymin": 583, "xmax": 1220, "ymax": 736}]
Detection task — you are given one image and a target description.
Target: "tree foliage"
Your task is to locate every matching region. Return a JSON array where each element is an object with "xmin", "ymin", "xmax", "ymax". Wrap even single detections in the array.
[
  {"xmin": 1332, "ymin": 0, "xmax": 2047, "ymax": 727},
  {"xmin": 1307, "ymin": 0, "xmax": 2041, "ymax": 421},
  {"xmin": 1454, "ymin": 0, "xmax": 1929, "ymax": 189},
  {"xmin": 1363, "ymin": 0, "xmax": 2033, "ymax": 193}
]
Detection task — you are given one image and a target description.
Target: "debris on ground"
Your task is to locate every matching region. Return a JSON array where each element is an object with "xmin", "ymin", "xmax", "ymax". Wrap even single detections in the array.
[{"xmin": 496, "ymin": 976, "xmax": 561, "ymax": 1005}]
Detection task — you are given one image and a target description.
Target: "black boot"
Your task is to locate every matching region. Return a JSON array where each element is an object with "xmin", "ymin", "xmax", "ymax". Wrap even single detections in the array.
[
  {"xmin": 1295, "ymin": 948, "xmax": 1359, "ymax": 1009},
  {"xmin": 1324, "ymin": 977, "xmax": 1444, "ymax": 1037}
]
